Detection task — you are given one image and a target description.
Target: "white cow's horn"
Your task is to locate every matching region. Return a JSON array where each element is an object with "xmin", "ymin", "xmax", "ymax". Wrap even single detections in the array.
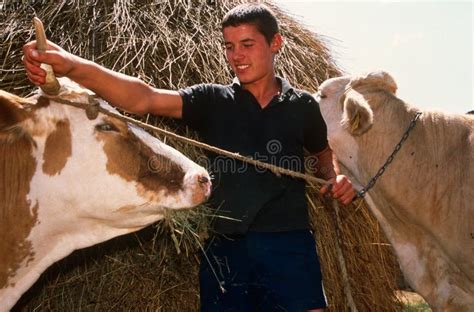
[{"xmin": 33, "ymin": 17, "xmax": 60, "ymax": 95}]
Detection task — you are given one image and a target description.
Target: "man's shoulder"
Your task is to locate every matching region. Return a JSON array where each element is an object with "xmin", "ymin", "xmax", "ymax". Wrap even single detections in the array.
[
  {"xmin": 198, "ymin": 82, "xmax": 235, "ymax": 97},
  {"xmin": 179, "ymin": 83, "xmax": 235, "ymax": 103},
  {"xmin": 287, "ymin": 88, "xmax": 318, "ymax": 110},
  {"xmin": 184, "ymin": 82, "xmax": 232, "ymax": 91},
  {"xmin": 290, "ymin": 88, "xmax": 316, "ymax": 101}
]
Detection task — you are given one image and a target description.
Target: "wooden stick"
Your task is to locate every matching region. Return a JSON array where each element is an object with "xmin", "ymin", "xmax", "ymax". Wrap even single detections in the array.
[{"xmin": 33, "ymin": 17, "xmax": 60, "ymax": 95}]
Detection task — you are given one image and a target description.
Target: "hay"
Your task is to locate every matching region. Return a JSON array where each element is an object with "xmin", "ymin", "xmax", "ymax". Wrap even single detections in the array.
[{"xmin": 1, "ymin": 0, "xmax": 402, "ymax": 311}]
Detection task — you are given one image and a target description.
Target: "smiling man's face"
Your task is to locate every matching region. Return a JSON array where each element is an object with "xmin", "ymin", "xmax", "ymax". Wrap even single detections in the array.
[{"xmin": 223, "ymin": 23, "xmax": 281, "ymax": 86}]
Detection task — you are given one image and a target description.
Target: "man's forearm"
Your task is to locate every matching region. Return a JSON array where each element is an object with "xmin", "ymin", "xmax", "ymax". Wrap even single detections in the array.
[
  {"xmin": 68, "ymin": 57, "xmax": 153, "ymax": 114},
  {"xmin": 313, "ymin": 146, "xmax": 339, "ymax": 181},
  {"xmin": 24, "ymin": 40, "xmax": 183, "ymax": 117}
]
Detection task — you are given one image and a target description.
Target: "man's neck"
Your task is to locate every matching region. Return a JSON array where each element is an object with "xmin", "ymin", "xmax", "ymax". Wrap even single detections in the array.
[{"xmin": 242, "ymin": 74, "xmax": 280, "ymax": 109}]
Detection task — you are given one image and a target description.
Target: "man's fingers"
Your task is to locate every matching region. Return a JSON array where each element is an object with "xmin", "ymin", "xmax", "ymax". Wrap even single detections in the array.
[
  {"xmin": 23, "ymin": 42, "xmax": 42, "ymax": 65},
  {"xmin": 332, "ymin": 181, "xmax": 348, "ymax": 198},
  {"xmin": 22, "ymin": 40, "xmax": 37, "ymax": 54},
  {"xmin": 319, "ymin": 176, "xmax": 355, "ymax": 205},
  {"xmin": 25, "ymin": 48, "xmax": 51, "ymax": 64},
  {"xmin": 23, "ymin": 56, "xmax": 45, "ymax": 76},
  {"xmin": 320, "ymin": 183, "xmax": 333, "ymax": 195},
  {"xmin": 45, "ymin": 40, "xmax": 62, "ymax": 51},
  {"xmin": 26, "ymin": 71, "xmax": 45, "ymax": 85},
  {"xmin": 23, "ymin": 54, "xmax": 46, "ymax": 85},
  {"xmin": 25, "ymin": 57, "xmax": 42, "ymax": 68},
  {"xmin": 22, "ymin": 49, "xmax": 42, "ymax": 67},
  {"xmin": 340, "ymin": 192, "xmax": 355, "ymax": 205}
]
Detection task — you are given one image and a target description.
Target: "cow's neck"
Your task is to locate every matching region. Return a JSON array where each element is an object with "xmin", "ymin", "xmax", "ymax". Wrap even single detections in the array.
[
  {"xmin": 0, "ymin": 131, "xmax": 125, "ymax": 310},
  {"xmin": 355, "ymin": 107, "xmax": 470, "ymax": 225},
  {"xmin": 364, "ymin": 192, "xmax": 474, "ymax": 311},
  {"xmin": 0, "ymin": 134, "xmax": 39, "ymax": 310},
  {"xmin": 0, "ymin": 134, "xmax": 38, "ymax": 286},
  {"xmin": 353, "ymin": 106, "xmax": 474, "ymax": 310},
  {"xmin": 0, "ymin": 208, "xmax": 136, "ymax": 311}
]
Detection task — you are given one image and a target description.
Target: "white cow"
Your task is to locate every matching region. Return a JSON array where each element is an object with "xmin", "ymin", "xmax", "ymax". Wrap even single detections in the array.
[
  {"xmin": 0, "ymin": 78, "xmax": 211, "ymax": 311},
  {"xmin": 317, "ymin": 70, "xmax": 473, "ymax": 312}
]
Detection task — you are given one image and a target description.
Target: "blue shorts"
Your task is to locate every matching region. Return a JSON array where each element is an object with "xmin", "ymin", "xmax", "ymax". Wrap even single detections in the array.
[{"xmin": 199, "ymin": 230, "xmax": 327, "ymax": 311}]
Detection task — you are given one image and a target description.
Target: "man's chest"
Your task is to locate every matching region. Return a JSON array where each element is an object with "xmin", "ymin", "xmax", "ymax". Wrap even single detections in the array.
[{"xmin": 206, "ymin": 99, "xmax": 305, "ymax": 157}]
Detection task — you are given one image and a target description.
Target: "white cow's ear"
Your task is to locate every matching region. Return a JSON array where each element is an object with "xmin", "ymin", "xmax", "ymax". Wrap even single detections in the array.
[
  {"xmin": 341, "ymin": 89, "xmax": 374, "ymax": 136},
  {"xmin": 351, "ymin": 70, "xmax": 398, "ymax": 94}
]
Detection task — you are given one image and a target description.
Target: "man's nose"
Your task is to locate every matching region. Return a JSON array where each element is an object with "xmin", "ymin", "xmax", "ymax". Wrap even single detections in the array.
[{"xmin": 232, "ymin": 47, "xmax": 244, "ymax": 61}]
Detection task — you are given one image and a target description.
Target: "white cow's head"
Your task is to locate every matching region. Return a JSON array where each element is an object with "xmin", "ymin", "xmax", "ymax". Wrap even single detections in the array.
[
  {"xmin": 315, "ymin": 70, "xmax": 400, "ymax": 185},
  {"xmin": 0, "ymin": 79, "xmax": 211, "ymax": 310},
  {"xmin": 317, "ymin": 70, "xmax": 398, "ymax": 138}
]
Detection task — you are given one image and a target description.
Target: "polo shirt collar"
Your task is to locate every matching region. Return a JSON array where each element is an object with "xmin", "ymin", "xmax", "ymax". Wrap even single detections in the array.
[{"xmin": 232, "ymin": 76, "xmax": 294, "ymax": 95}]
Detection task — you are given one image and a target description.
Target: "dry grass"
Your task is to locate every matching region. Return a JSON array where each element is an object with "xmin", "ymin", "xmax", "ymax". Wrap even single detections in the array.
[
  {"xmin": 1, "ymin": 1, "xmax": 402, "ymax": 311},
  {"xmin": 396, "ymin": 291, "xmax": 431, "ymax": 312}
]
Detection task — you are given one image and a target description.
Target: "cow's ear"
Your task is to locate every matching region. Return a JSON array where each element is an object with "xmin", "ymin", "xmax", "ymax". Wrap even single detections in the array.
[
  {"xmin": 341, "ymin": 89, "xmax": 373, "ymax": 136},
  {"xmin": 0, "ymin": 91, "xmax": 32, "ymax": 131},
  {"xmin": 351, "ymin": 70, "xmax": 397, "ymax": 94}
]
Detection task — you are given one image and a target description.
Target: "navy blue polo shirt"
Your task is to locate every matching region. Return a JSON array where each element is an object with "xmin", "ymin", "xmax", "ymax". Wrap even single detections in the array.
[{"xmin": 178, "ymin": 77, "xmax": 328, "ymax": 234}]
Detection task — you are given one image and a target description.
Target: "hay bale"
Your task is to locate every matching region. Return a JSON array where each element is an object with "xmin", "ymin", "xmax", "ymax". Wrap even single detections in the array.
[{"xmin": 1, "ymin": 1, "xmax": 402, "ymax": 310}]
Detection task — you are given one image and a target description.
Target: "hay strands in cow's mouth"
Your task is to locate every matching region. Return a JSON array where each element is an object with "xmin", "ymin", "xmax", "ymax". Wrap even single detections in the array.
[{"xmin": 32, "ymin": 17, "xmax": 61, "ymax": 95}]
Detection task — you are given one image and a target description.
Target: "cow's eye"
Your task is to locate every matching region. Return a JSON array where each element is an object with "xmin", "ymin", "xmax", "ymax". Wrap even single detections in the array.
[
  {"xmin": 316, "ymin": 91, "xmax": 326, "ymax": 101},
  {"xmin": 96, "ymin": 123, "xmax": 118, "ymax": 132}
]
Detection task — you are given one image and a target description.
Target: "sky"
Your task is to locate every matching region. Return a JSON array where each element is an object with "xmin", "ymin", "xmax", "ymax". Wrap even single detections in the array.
[{"xmin": 273, "ymin": 0, "xmax": 473, "ymax": 114}]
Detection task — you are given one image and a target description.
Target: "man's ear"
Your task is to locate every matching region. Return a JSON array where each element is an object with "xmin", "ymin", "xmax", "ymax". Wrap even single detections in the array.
[
  {"xmin": 270, "ymin": 33, "xmax": 283, "ymax": 53},
  {"xmin": 341, "ymin": 89, "xmax": 373, "ymax": 136}
]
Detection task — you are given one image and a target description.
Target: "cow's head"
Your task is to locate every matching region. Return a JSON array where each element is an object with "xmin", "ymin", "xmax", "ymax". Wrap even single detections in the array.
[
  {"xmin": 317, "ymin": 70, "xmax": 398, "ymax": 137},
  {"xmin": 315, "ymin": 70, "xmax": 401, "ymax": 186},
  {"xmin": 0, "ymin": 80, "xmax": 211, "ymax": 309},
  {"xmin": 1, "ymin": 80, "xmax": 211, "ymax": 229}
]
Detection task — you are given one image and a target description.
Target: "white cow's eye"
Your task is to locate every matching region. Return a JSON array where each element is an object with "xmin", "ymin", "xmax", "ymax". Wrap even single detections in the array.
[
  {"xmin": 316, "ymin": 91, "xmax": 326, "ymax": 101},
  {"xmin": 96, "ymin": 123, "xmax": 118, "ymax": 132}
]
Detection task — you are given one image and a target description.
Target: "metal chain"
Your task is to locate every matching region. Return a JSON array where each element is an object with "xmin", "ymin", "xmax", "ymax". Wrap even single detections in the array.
[{"xmin": 356, "ymin": 111, "xmax": 422, "ymax": 199}]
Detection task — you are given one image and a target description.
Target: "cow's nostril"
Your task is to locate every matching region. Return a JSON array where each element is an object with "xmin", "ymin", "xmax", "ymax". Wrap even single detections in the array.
[{"xmin": 198, "ymin": 175, "xmax": 209, "ymax": 184}]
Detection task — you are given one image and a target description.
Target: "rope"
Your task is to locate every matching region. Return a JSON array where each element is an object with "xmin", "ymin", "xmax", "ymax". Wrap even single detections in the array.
[
  {"xmin": 49, "ymin": 96, "xmax": 330, "ymax": 187},
  {"xmin": 330, "ymin": 198, "xmax": 359, "ymax": 312}
]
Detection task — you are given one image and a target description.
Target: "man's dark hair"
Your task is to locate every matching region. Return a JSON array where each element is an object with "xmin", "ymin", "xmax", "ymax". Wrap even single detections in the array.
[{"xmin": 222, "ymin": 3, "xmax": 279, "ymax": 44}]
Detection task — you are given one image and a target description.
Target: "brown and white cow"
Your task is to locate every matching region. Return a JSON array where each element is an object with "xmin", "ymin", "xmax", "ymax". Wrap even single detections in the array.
[
  {"xmin": 0, "ymin": 78, "xmax": 211, "ymax": 311},
  {"xmin": 317, "ymin": 70, "xmax": 473, "ymax": 312}
]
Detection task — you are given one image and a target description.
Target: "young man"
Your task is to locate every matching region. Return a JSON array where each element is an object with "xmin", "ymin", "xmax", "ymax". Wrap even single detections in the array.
[{"xmin": 23, "ymin": 4, "xmax": 355, "ymax": 311}]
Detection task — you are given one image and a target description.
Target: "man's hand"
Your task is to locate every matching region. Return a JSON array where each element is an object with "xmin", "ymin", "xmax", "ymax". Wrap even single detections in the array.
[
  {"xmin": 320, "ymin": 175, "xmax": 355, "ymax": 205},
  {"xmin": 22, "ymin": 40, "xmax": 77, "ymax": 86}
]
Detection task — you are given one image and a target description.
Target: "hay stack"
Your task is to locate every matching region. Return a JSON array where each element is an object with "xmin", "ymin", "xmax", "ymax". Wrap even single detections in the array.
[{"xmin": 1, "ymin": 1, "xmax": 402, "ymax": 311}]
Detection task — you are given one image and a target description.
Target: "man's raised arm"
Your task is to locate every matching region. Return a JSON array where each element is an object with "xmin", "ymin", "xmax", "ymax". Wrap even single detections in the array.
[{"xmin": 22, "ymin": 40, "xmax": 183, "ymax": 118}]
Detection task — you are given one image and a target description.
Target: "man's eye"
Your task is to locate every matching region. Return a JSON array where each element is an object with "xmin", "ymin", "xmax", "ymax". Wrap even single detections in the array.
[{"xmin": 96, "ymin": 123, "xmax": 118, "ymax": 132}]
